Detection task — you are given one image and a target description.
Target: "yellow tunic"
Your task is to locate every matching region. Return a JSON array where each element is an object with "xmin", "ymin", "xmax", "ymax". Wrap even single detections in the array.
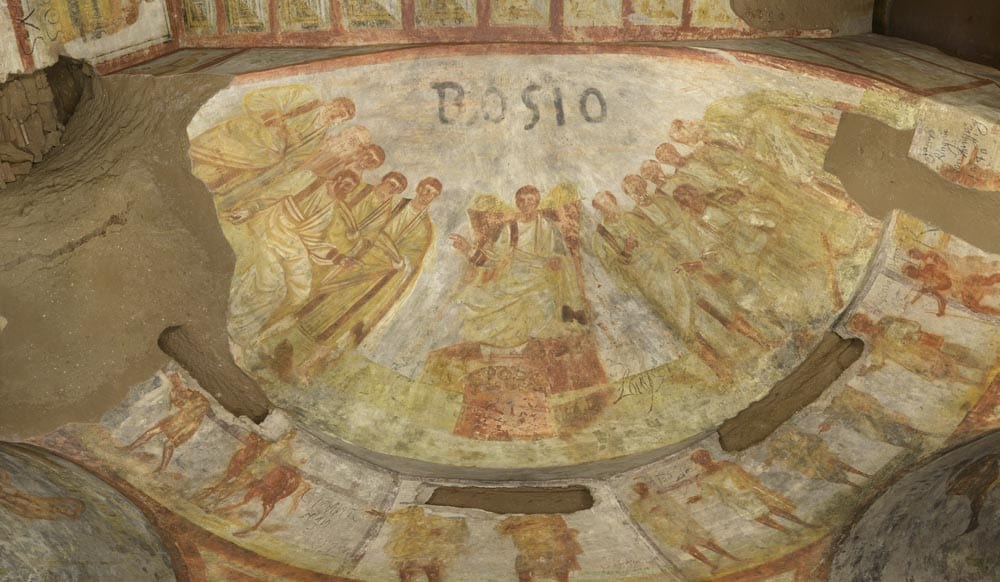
[
  {"xmin": 190, "ymin": 85, "xmax": 333, "ymax": 196},
  {"xmin": 456, "ymin": 216, "xmax": 582, "ymax": 347},
  {"xmin": 292, "ymin": 198, "xmax": 434, "ymax": 363}
]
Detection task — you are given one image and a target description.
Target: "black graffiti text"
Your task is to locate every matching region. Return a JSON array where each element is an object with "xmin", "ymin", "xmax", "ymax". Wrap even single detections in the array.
[{"xmin": 431, "ymin": 82, "xmax": 608, "ymax": 129}]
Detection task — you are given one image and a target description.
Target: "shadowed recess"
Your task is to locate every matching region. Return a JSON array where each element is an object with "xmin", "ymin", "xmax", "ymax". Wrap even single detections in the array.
[
  {"xmin": 426, "ymin": 486, "xmax": 594, "ymax": 514},
  {"xmin": 718, "ymin": 332, "xmax": 864, "ymax": 451},
  {"xmin": 157, "ymin": 325, "xmax": 272, "ymax": 423}
]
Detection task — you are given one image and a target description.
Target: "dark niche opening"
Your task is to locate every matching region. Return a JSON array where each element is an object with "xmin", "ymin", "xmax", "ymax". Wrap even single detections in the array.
[
  {"xmin": 158, "ymin": 325, "xmax": 271, "ymax": 423},
  {"xmin": 718, "ymin": 331, "xmax": 865, "ymax": 451},
  {"xmin": 426, "ymin": 485, "xmax": 594, "ymax": 514}
]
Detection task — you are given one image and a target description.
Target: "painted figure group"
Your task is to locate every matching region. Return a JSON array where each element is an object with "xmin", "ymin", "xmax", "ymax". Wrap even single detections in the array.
[
  {"xmin": 592, "ymin": 90, "xmax": 875, "ymax": 385},
  {"xmin": 190, "ymin": 85, "xmax": 442, "ymax": 379},
  {"xmin": 124, "ymin": 370, "xmax": 310, "ymax": 535},
  {"xmin": 380, "ymin": 506, "xmax": 582, "ymax": 582}
]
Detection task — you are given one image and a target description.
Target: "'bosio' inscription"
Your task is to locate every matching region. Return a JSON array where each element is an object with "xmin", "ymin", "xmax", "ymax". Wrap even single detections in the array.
[{"xmin": 431, "ymin": 82, "xmax": 608, "ymax": 129}]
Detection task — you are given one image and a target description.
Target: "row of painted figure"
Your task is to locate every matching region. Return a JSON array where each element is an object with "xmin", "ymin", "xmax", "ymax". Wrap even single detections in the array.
[
  {"xmin": 82, "ymin": 366, "xmax": 1000, "ymax": 579},
  {"xmin": 188, "ymin": 84, "xmax": 1000, "ymax": 443},
  {"xmin": 190, "ymin": 86, "xmax": 851, "ymax": 382}
]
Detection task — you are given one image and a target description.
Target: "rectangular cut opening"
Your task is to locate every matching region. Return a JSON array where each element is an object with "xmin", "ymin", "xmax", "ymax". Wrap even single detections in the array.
[{"xmin": 425, "ymin": 485, "xmax": 593, "ymax": 514}]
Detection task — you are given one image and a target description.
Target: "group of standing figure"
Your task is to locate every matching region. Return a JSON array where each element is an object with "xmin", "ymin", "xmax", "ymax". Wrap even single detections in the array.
[{"xmin": 190, "ymin": 85, "xmax": 442, "ymax": 379}]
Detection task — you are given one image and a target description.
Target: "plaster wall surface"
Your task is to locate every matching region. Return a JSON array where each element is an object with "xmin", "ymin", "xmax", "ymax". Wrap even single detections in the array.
[
  {"xmin": 0, "ymin": 0, "xmax": 879, "ymax": 81},
  {"xmin": 0, "ymin": 444, "xmax": 177, "ymax": 580},
  {"xmin": 0, "ymin": 9, "xmax": 23, "ymax": 80},
  {"xmin": 1, "ymin": 34, "xmax": 1000, "ymax": 582},
  {"xmin": 830, "ymin": 430, "xmax": 1000, "ymax": 580},
  {"xmin": 3, "ymin": 0, "xmax": 173, "ymax": 78}
]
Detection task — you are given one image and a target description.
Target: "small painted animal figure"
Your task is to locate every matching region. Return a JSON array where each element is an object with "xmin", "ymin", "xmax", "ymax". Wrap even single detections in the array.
[
  {"xmin": 195, "ymin": 432, "xmax": 271, "ymax": 506},
  {"xmin": 217, "ymin": 463, "xmax": 311, "ymax": 536}
]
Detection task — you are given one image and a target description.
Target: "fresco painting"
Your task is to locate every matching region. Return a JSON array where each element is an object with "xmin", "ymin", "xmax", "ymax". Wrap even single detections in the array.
[
  {"xmin": 278, "ymin": 0, "xmax": 332, "ymax": 31},
  {"xmin": 182, "ymin": 0, "xmax": 218, "ymax": 34},
  {"xmin": 686, "ymin": 0, "xmax": 748, "ymax": 30},
  {"xmin": 125, "ymin": 369, "xmax": 212, "ymax": 472},
  {"xmin": 626, "ymin": 0, "xmax": 682, "ymax": 25},
  {"xmin": 342, "ymin": 0, "xmax": 403, "ymax": 28},
  {"xmin": 563, "ymin": 0, "xmax": 621, "ymax": 27},
  {"xmin": 33, "ymin": 364, "xmax": 399, "ymax": 577},
  {"xmin": 376, "ymin": 505, "xmax": 469, "ymax": 581},
  {"xmin": 416, "ymin": 0, "xmax": 477, "ymax": 27},
  {"xmin": 497, "ymin": 514, "xmax": 582, "ymax": 581},
  {"xmin": 225, "ymin": 0, "xmax": 270, "ymax": 31},
  {"xmin": 490, "ymin": 0, "xmax": 550, "ymax": 26},
  {"xmin": 0, "ymin": 461, "xmax": 84, "ymax": 522},
  {"xmin": 5, "ymin": 42, "xmax": 1000, "ymax": 582},
  {"xmin": 25, "ymin": 305, "xmax": 996, "ymax": 581},
  {"xmin": 0, "ymin": 445, "xmax": 176, "ymax": 580},
  {"xmin": 165, "ymin": 0, "xmax": 815, "ymax": 39},
  {"xmin": 17, "ymin": 0, "xmax": 171, "ymax": 70},
  {"xmin": 349, "ymin": 479, "xmax": 672, "ymax": 581},
  {"xmin": 29, "ymin": 0, "xmax": 146, "ymax": 43},
  {"xmin": 607, "ymin": 209, "xmax": 1000, "ymax": 580},
  {"xmin": 181, "ymin": 53, "xmax": 888, "ymax": 467}
]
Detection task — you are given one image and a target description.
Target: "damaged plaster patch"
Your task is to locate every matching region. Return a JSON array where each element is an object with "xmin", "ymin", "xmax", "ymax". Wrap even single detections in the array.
[
  {"xmin": 718, "ymin": 332, "xmax": 865, "ymax": 451},
  {"xmin": 426, "ymin": 485, "xmax": 594, "ymax": 514},
  {"xmin": 908, "ymin": 99, "xmax": 1000, "ymax": 192}
]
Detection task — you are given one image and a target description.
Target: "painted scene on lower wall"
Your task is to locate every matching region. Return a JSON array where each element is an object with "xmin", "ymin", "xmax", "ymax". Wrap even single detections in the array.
[
  {"xmin": 20, "ymin": 224, "xmax": 1000, "ymax": 581},
  {"xmin": 20, "ymin": 208, "xmax": 1000, "ymax": 579},
  {"xmin": 186, "ymin": 50, "xmax": 885, "ymax": 468}
]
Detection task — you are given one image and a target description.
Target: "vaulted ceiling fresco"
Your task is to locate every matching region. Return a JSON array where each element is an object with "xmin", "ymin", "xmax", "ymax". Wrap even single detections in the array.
[
  {"xmin": 186, "ymin": 48, "xmax": 885, "ymax": 468},
  {"xmin": 2, "ymin": 19, "xmax": 1000, "ymax": 582}
]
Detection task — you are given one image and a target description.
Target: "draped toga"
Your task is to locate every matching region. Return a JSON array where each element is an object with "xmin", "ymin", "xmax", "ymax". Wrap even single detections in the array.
[{"xmin": 455, "ymin": 216, "xmax": 583, "ymax": 348}]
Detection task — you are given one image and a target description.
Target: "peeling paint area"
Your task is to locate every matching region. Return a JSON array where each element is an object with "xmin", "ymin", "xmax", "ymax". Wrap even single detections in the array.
[
  {"xmin": 15, "ymin": 0, "xmax": 172, "ymax": 71},
  {"xmin": 0, "ymin": 445, "xmax": 176, "ymax": 581}
]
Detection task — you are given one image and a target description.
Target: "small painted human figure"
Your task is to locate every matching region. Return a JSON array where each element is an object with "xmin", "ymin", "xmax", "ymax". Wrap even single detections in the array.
[
  {"xmin": 630, "ymin": 481, "xmax": 738, "ymax": 571},
  {"xmin": 450, "ymin": 185, "xmax": 588, "ymax": 347},
  {"xmin": 292, "ymin": 176, "xmax": 442, "ymax": 376},
  {"xmin": 376, "ymin": 505, "xmax": 469, "ymax": 582},
  {"xmin": 765, "ymin": 429, "xmax": 870, "ymax": 490},
  {"xmin": 903, "ymin": 247, "xmax": 1000, "ymax": 317},
  {"xmin": 0, "ymin": 468, "xmax": 84, "ymax": 521},
  {"xmin": 126, "ymin": 371, "xmax": 210, "ymax": 472},
  {"xmin": 821, "ymin": 386, "xmax": 929, "ymax": 452},
  {"xmin": 190, "ymin": 85, "xmax": 355, "ymax": 195},
  {"xmin": 902, "ymin": 248, "xmax": 953, "ymax": 316},
  {"xmin": 846, "ymin": 313, "xmax": 988, "ymax": 385},
  {"xmin": 687, "ymin": 449, "xmax": 814, "ymax": 534},
  {"xmin": 226, "ymin": 168, "xmax": 364, "ymax": 348},
  {"xmin": 497, "ymin": 514, "xmax": 583, "ymax": 582}
]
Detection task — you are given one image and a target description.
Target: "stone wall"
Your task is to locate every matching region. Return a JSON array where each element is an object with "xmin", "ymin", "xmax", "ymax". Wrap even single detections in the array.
[{"xmin": 0, "ymin": 71, "xmax": 61, "ymax": 187}]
